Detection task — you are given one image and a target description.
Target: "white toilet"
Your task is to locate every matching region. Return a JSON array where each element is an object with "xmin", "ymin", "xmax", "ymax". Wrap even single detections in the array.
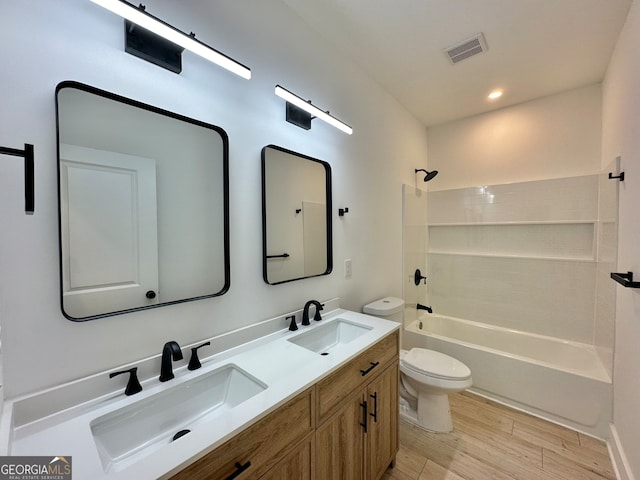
[{"xmin": 363, "ymin": 297, "xmax": 472, "ymax": 433}]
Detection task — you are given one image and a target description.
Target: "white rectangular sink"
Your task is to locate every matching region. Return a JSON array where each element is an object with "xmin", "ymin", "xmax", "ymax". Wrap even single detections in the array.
[
  {"xmin": 90, "ymin": 364, "xmax": 267, "ymax": 473},
  {"xmin": 288, "ymin": 318, "xmax": 372, "ymax": 354}
]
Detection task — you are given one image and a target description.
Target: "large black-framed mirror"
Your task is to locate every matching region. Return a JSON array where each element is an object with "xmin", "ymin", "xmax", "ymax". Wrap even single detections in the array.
[
  {"xmin": 56, "ymin": 81, "xmax": 230, "ymax": 321},
  {"xmin": 261, "ymin": 145, "xmax": 332, "ymax": 284}
]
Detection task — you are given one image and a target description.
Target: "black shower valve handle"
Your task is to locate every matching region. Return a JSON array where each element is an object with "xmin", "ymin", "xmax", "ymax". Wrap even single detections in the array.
[
  {"xmin": 414, "ymin": 268, "xmax": 427, "ymax": 286},
  {"xmin": 188, "ymin": 341, "xmax": 211, "ymax": 370}
]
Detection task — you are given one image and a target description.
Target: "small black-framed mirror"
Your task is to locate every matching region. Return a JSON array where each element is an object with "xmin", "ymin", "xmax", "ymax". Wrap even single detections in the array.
[
  {"xmin": 56, "ymin": 81, "xmax": 230, "ymax": 321},
  {"xmin": 261, "ymin": 145, "xmax": 332, "ymax": 284}
]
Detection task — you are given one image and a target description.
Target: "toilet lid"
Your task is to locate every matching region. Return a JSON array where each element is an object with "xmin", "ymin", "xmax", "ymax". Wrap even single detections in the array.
[{"xmin": 402, "ymin": 348, "xmax": 471, "ymax": 380}]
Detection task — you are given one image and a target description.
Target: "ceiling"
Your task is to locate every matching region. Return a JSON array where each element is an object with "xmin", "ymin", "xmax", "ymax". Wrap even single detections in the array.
[{"xmin": 279, "ymin": 0, "xmax": 632, "ymax": 126}]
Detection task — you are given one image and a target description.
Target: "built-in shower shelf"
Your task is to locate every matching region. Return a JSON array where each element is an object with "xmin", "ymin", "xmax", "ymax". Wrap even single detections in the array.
[
  {"xmin": 428, "ymin": 220, "xmax": 597, "ymax": 227},
  {"xmin": 428, "ymin": 251, "xmax": 596, "ymax": 262},
  {"xmin": 427, "ymin": 222, "xmax": 596, "ymax": 261}
]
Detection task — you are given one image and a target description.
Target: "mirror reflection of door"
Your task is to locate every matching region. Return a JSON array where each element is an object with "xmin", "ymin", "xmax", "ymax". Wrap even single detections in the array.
[
  {"xmin": 60, "ymin": 144, "xmax": 159, "ymax": 318},
  {"xmin": 302, "ymin": 201, "xmax": 327, "ymax": 275},
  {"xmin": 56, "ymin": 81, "xmax": 230, "ymax": 321},
  {"xmin": 262, "ymin": 145, "xmax": 332, "ymax": 284}
]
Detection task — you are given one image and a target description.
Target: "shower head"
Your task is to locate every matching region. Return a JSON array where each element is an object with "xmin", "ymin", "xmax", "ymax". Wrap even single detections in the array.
[{"xmin": 415, "ymin": 168, "xmax": 438, "ymax": 182}]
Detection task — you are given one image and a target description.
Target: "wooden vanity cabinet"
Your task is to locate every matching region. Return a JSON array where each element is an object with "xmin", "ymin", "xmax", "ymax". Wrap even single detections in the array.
[
  {"xmin": 170, "ymin": 330, "xmax": 399, "ymax": 480},
  {"xmin": 315, "ymin": 331, "xmax": 399, "ymax": 480},
  {"xmin": 170, "ymin": 387, "xmax": 314, "ymax": 480}
]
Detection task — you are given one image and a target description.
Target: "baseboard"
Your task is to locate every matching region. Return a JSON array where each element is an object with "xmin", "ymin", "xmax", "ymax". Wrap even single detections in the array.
[{"xmin": 609, "ymin": 424, "xmax": 636, "ymax": 480}]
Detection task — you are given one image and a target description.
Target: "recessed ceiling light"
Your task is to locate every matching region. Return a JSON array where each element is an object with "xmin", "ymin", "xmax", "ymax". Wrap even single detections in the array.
[{"xmin": 488, "ymin": 90, "xmax": 503, "ymax": 100}]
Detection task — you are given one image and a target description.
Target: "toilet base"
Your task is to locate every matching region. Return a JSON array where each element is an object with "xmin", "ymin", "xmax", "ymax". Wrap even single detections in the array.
[
  {"xmin": 399, "ymin": 393, "xmax": 454, "ymax": 433},
  {"xmin": 418, "ymin": 391, "xmax": 453, "ymax": 433}
]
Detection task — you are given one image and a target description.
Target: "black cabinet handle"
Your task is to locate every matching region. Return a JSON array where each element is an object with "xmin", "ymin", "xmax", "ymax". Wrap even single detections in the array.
[
  {"xmin": 360, "ymin": 361, "xmax": 379, "ymax": 376},
  {"xmin": 146, "ymin": 290, "xmax": 156, "ymax": 299},
  {"xmin": 370, "ymin": 392, "xmax": 378, "ymax": 422},
  {"xmin": 360, "ymin": 400, "xmax": 368, "ymax": 433},
  {"xmin": 225, "ymin": 461, "xmax": 251, "ymax": 480}
]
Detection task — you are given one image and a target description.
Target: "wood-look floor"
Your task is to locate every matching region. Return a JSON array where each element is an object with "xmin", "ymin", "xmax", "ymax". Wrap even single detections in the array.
[{"xmin": 382, "ymin": 391, "xmax": 615, "ymax": 480}]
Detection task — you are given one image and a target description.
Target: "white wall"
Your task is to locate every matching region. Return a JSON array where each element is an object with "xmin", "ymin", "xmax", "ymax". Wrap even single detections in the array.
[
  {"xmin": 602, "ymin": 0, "xmax": 640, "ymax": 477},
  {"xmin": 0, "ymin": 0, "xmax": 428, "ymax": 398},
  {"xmin": 427, "ymin": 84, "xmax": 602, "ymax": 191}
]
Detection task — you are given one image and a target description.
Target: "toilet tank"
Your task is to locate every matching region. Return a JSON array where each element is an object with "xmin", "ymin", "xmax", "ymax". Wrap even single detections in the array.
[{"xmin": 363, "ymin": 297, "xmax": 404, "ymax": 324}]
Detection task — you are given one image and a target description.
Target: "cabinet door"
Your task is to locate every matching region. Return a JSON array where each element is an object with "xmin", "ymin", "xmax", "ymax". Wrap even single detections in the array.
[
  {"xmin": 316, "ymin": 393, "xmax": 366, "ymax": 480},
  {"xmin": 366, "ymin": 361, "xmax": 399, "ymax": 480},
  {"xmin": 259, "ymin": 433, "xmax": 314, "ymax": 480}
]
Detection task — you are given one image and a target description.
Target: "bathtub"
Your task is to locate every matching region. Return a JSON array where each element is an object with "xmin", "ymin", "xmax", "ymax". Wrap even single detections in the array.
[{"xmin": 402, "ymin": 313, "xmax": 612, "ymax": 439}]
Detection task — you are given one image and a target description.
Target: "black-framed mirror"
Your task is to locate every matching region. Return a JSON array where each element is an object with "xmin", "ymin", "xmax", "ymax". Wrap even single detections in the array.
[
  {"xmin": 261, "ymin": 145, "xmax": 332, "ymax": 284},
  {"xmin": 56, "ymin": 81, "xmax": 230, "ymax": 321}
]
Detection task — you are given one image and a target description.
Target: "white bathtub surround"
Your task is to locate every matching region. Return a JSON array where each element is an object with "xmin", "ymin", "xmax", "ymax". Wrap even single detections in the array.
[
  {"xmin": 426, "ymin": 176, "xmax": 600, "ymax": 340},
  {"xmin": 401, "ymin": 175, "xmax": 616, "ymax": 439},
  {"xmin": 427, "ymin": 176, "xmax": 600, "ymax": 224},
  {"xmin": 425, "ymin": 174, "xmax": 617, "ymax": 369},
  {"xmin": 403, "ymin": 314, "xmax": 612, "ymax": 438},
  {"xmin": 0, "ymin": 306, "xmax": 398, "ymax": 479}
]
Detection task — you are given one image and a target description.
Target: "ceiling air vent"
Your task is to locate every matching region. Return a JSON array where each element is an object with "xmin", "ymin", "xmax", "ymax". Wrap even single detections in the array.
[{"xmin": 444, "ymin": 33, "xmax": 487, "ymax": 64}]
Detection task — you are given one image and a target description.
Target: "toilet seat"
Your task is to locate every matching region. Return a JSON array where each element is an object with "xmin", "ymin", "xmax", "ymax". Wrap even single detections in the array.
[{"xmin": 401, "ymin": 348, "xmax": 471, "ymax": 381}]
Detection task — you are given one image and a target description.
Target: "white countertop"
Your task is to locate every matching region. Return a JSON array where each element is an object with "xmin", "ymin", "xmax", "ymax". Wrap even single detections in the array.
[{"xmin": 2, "ymin": 308, "xmax": 398, "ymax": 480}]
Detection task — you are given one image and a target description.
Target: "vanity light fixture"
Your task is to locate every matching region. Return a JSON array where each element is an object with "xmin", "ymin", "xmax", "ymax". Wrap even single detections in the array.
[
  {"xmin": 89, "ymin": 0, "xmax": 251, "ymax": 79},
  {"xmin": 274, "ymin": 85, "xmax": 353, "ymax": 135}
]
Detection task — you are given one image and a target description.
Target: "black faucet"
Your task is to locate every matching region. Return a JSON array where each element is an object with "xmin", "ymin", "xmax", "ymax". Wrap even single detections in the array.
[
  {"xmin": 188, "ymin": 341, "xmax": 211, "ymax": 371},
  {"xmin": 109, "ymin": 367, "xmax": 143, "ymax": 396},
  {"xmin": 159, "ymin": 341, "xmax": 183, "ymax": 382},
  {"xmin": 417, "ymin": 303, "xmax": 433, "ymax": 314},
  {"xmin": 302, "ymin": 300, "xmax": 324, "ymax": 326}
]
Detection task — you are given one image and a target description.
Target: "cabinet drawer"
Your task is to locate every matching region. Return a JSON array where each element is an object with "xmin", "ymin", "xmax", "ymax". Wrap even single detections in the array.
[
  {"xmin": 171, "ymin": 387, "xmax": 314, "ymax": 480},
  {"xmin": 316, "ymin": 331, "xmax": 398, "ymax": 425}
]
